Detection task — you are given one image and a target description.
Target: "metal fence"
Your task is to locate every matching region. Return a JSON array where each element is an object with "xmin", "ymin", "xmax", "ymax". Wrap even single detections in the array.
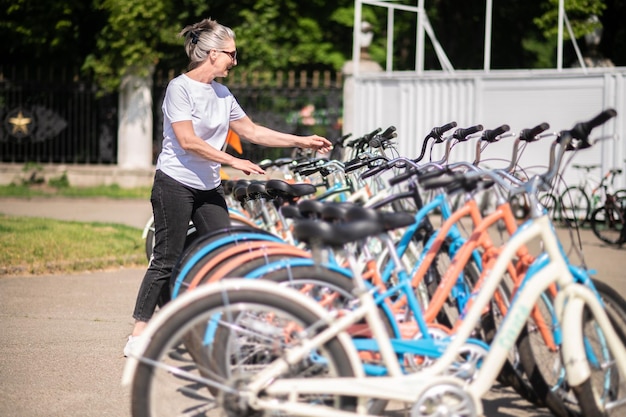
[
  {"xmin": 0, "ymin": 66, "xmax": 344, "ymax": 165},
  {"xmin": 0, "ymin": 66, "xmax": 118, "ymax": 164}
]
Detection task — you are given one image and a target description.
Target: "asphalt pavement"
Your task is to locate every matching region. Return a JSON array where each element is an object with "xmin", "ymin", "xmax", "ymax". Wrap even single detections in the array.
[{"xmin": 0, "ymin": 196, "xmax": 624, "ymax": 417}]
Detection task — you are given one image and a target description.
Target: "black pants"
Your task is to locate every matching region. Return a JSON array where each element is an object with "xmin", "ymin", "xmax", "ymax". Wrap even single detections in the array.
[{"xmin": 132, "ymin": 170, "xmax": 230, "ymax": 322}]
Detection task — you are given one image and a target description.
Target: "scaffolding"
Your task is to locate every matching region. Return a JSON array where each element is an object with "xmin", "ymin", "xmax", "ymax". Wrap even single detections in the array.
[{"xmin": 352, "ymin": 0, "xmax": 589, "ymax": 75}]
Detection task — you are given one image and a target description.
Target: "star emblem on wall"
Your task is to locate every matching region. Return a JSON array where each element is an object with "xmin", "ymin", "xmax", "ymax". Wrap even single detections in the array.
[
  {"xmin": 1, "ymin": 106, "xmax": 67, "ymax": 142},
  {"xmin": 9, "ymin": 110, "xmax": 32, "ymax": 135}
]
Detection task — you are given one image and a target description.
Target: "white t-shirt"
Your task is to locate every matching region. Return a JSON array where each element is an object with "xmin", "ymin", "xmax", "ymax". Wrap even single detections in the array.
[{"xmin": 157, "ymin": 74, "xmax": 246, "ymax": 190}]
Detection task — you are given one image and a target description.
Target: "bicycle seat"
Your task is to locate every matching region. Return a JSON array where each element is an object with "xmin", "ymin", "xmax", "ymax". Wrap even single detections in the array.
[
  {"xmin": 320, "ymin": 202, "xmax": 355, "ymax": 222},
  {"xmin": 222, "ymin": 179, "xmax": 236, "ymax": 195},
  {"xmin": 279, "ymin": 205, "xmax": 303, "ymax": 220},
  {"xmin": 346, "ymin": 205, "xmax": 415, "ymax": 231},
  {"xmin": 265, "ymin": 179, "xmax": 316, "ymax": 202},
  {"xmin": 246, "ymin": 181, "xmax": 269, "ymax": 199},
  {"xmin": 292, "ymin": 218, "xmax": 382, "ymax": 247},
  {"xmin": 233, "ymin": 179, "xmax": 253, "ymax": 203},
  {"xmin": 296, "ymin": 199, "xmax": 326, "ymax": 218}
]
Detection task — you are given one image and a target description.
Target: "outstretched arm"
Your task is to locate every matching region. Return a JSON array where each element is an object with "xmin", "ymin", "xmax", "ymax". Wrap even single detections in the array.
[{"xmin": 230, "ymin": 116, "xmax": 332, "ymax": 153}]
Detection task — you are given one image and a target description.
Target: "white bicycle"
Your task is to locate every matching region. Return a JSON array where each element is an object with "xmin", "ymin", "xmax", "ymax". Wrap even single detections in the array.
[{"xmin": 123, "ymin": 109, "xmax": 626, "ymax": 417}]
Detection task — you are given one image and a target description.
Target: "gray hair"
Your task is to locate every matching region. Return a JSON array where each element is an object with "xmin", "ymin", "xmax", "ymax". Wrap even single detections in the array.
[{"xmin": 179, "ymin": 18, "xmax": 236, "ymax": 70}]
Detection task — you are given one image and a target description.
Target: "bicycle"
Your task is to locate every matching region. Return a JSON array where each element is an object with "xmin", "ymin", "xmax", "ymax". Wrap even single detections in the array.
[
  {"xmin": 590, "ymin": 183, "xmax": 626, "ymax": 246},
  {"xmin": 558, "ymin": 163, "xmax": 626, "ymax": 226},
  {"xmin": 166, "ymin": 120, "xmax": 598, "ymax": 411},
  {"xmin": 124, "ymin": 109, "xmax": 626, "ymax": 417}
]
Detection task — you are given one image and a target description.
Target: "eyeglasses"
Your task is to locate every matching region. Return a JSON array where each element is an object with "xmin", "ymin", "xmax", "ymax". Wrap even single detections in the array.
[{"xmin": 218, "ymin": 50, "xmax": 237, "ymax": 61}]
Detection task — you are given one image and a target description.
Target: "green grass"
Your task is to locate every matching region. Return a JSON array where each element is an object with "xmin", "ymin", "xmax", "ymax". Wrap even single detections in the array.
[
  {"xmin": 0, "ymin": 214, "xmax": 146, "ymax": 276},
  {"xmin": 0, "ymin": 183, "xmax": 150, "ymax": 275}
]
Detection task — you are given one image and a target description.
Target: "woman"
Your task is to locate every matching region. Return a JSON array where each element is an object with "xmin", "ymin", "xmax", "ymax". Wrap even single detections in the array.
[{"xmin": 124, "ymin": 18, "xmax": 331, "ymax": 356}]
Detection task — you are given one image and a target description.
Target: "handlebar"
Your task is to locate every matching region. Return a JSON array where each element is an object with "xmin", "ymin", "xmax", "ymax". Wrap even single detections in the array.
[
  {"xmin": 453, "ymin": 124, "xmax": 483, "ymax": 141},
  {"xmin": 481, "ymin": 124, "xmax": 510, "ymax": 143},
  {"xmin": 519, "ymin": 122, "xmax": 550, "ymax": 142}
]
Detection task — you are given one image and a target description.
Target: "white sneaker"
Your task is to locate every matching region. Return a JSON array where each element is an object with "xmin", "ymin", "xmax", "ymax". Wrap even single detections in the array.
[{"xmin": 124, "ymin": 335, "xmax": 142, "ymax": 357}]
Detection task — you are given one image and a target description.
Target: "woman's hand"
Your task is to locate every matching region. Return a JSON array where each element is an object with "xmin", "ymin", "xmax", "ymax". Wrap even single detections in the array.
[
  {"xmin": 300, "ymin": 135, "xmax": 332, "ymax": 154},
  {"xmin": 229, "ymin": 157, "xmax": 265, "ymax": 176}
]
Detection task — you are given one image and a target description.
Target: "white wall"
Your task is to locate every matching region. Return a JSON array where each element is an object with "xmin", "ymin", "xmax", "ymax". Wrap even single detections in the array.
[{"xmin": 349, "ymin": 68, "xmax": 626, "ymax": 190}]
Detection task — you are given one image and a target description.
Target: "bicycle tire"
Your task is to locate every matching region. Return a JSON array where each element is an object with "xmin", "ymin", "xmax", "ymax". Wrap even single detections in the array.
[
  {"xmin": 590, "ymin": 204, "xmax": 625, "ymax": 246},
  {"xmin": 560, "ymin": 186, "xmax": 590, "ymax": 226},
  {"xmin": 613, "ymin": 189, "xmax": 626, "ymax": 202},
  {"xmin": 571, "ymin": 296, "xmax": 626, "ymax": 417},
  {"xmin": 174, "ymin": 225, "xmax": 273, "ymax": 272},
  {"xmin": 539, "ymin": 192, "xmax": 560, "ymax": 223},
  {"xmin": 591, "ymin": 278, "xmax": 626, "ymax": 325},
  {"xmin": 517, "ymin": 279, "xmax": 626, "ymax": 417},
  {"xmin": 516, "ymin": 288, "xmax": 576, "ymax": 417},
  {"xmin": 130, "ymin": 283, "xmax": 358, "ymax": 417},
  {"xmin": 169, "ymin": 226, "xmax": 279, "ymax": 295},
  {"xmin": 179, "ymin": 242, "xmax": 308, "ymax": 294}
]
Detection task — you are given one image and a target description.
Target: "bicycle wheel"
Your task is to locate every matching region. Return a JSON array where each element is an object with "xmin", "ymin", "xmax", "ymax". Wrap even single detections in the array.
[
  {"xmin": 516, "ymin": 288, "xmax": 575, "ymax": 416},
  {"xmin": 517, "ymin": 280, "xmax": 626, "ymax": 417},
  {"xmin": 179, "ymin": 242, "xmax": 309, "ymax": 293},
  {"xmin": 130, "ymin": 281, "xmax": 359, "ymax": 417},
  {"xmin": 613, "ymin": 189, "xmax": 626, "ymax": 202},
  {"xmin": 571, "ymin": 298, "xmax": 626, "ymax": 417},
  {"xmin": 560, "ymin": 187, "xmax": 590, "ymax": 226},
  {"xmin": 170, "ymin": 226, "xmax": 279, "ymax": 296},
  {"xmin": 590, "ymin": 204, "xmax": 625, "ymax": 246},
  {"xmin": 539, "ymin": 192, "xmax": 560, "ymax": 223},
  {"xmin": 591, "ymin": 278, "xmax": 626, "ymax": 326},
  {"xmin": 255, "ymin": 264, "xmax": 395, "ymax": 416}
]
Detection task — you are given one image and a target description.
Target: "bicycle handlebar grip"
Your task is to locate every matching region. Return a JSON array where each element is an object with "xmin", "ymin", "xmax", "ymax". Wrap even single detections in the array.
[
  {"xmin": 388, "ymin": 168, "xmax": 418, "ymax": 186},
  {"xmin": 481, "ymin": 124, "xmax": 510, "ymax": 142},
  {"xmin": 333, "ymin": 133, "xmax": 352, "ymax": 146},
  {"xmin": 453, "ymin": 124, "xmax": 484, "ymax": 141},
  {"xmin": 420, "ymin": 174, "xmax": 456, "ymax": 191},
  {"xmin": 380, "ymin": 125, "xmax": 397, "ymax": 139},
  {"xmin": 258, "ymin": 159, "xmax": 275, "ymax": 170},
  {"xmin": 519, "ymin": 122, "xmax": 550, "ymax": 142},
  {"xmin": 364, "ymin": 127, "xmax": 382, "ymax": 141},
  {"xmin": 298, "ymin": 167, "xmax": 324, "ymax": 177},
  {"xmin": 430, "ymin": 121, "xmax": 457, "ymax": 139},
  {"xmin": 571, "ymin": 108, "xmax": 618, "ymax": 141}
]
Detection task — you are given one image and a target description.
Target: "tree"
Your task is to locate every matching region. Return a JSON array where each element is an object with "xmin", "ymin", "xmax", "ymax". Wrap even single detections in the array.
[
  {"xmin": 0, "ymin": 0, "xmax": 104, "ymax": 69},
  {"xmin": 82, "ymin": 0, "xmax": 179, "ymax": 92},
  {"xmin": 1, "ymin": 0, "xmax": 624, "ymax": 92}
]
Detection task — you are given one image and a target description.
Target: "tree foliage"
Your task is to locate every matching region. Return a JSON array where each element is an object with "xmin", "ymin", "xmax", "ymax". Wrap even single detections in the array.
[
  {"xmin": 0, "ymin": 0, "xmax": 104, "ymax": 68},
  {"xmin": 1, "ymin": 0, "xmax": 624, "ymax": 92},
  {"xmin": 534, "ymin": 0, "xmax": 606, "ymax": 39},
  {"xmin": 82, "ymin": 0, "xmax": 175, "ymax": 92}
]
